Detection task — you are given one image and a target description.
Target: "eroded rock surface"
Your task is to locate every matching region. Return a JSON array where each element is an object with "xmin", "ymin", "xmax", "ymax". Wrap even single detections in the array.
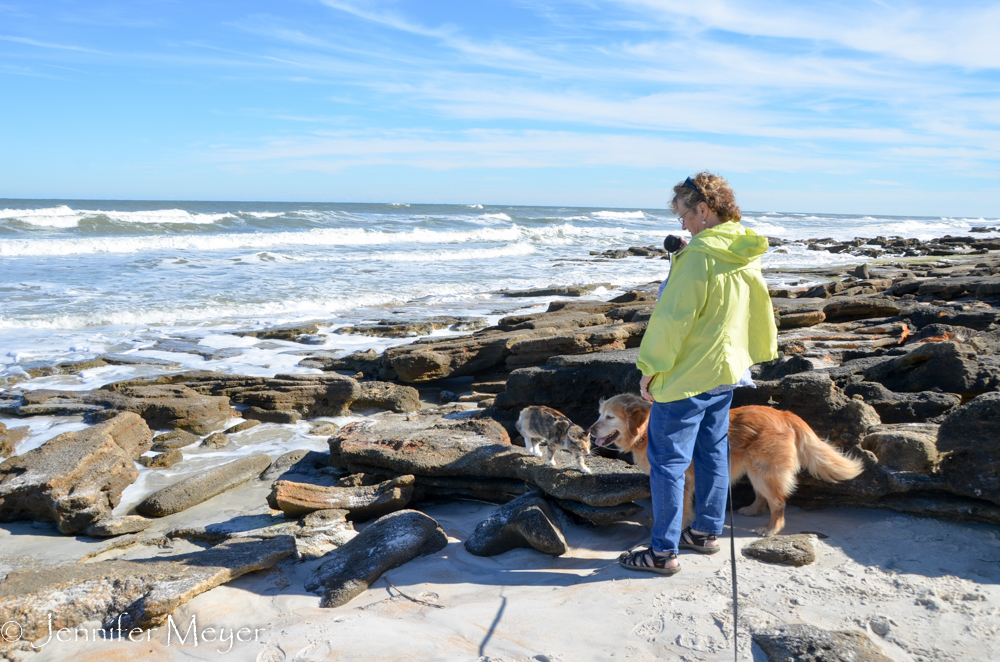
[
  {"xmin": 0, "ymin": 536, "xmax": 294, "ymax": 642},
  {"xmin": 465, "ymin": 492, "xmax": 567, "ymax": 556},
  {"xmin": 330, "ymin": 413, "xmax": 649, "ymax": 508},
  {"xmin": 0, "ymin": 422, "xmax": 29, "ymax": 458},
  {"xmin": 0, "ymin": 413, "xmax": 152, "ymax": 533},
  {"xmin": 743, "ymin": 534, "xmax": 816, "ymax": 566},
  {"xmin": 352, "ymin": 381, "xmax": 421, "ymax": 413},
  {"xmin": 268, "ymin": 474, "xmax": 414, "ymax": 519},
  {"xmin": 305, "ymin": 509, "xmax": 447, "ymax": 608},
  {"xmin": 752, "ymin": 623, "xmax": 894, "ymax": 662},
  {"xmin": 136, "ymin": 453, "xmax": 272, "ymax": 517}
]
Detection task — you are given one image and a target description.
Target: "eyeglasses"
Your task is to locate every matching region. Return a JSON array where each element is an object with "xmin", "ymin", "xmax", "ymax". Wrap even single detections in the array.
[{"xmin": 677, "ymin": 206, "xmax": 697, "ymax": 227}]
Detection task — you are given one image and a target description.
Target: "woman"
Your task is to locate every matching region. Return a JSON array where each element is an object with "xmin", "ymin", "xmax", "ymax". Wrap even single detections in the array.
[{"xmin": 619, "ymin": 171, "xmax": 777, "ymax": 575}]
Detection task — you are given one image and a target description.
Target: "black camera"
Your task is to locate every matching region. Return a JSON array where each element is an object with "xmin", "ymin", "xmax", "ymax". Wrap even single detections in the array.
[{"xmin": 663, "ymin": 235, "xmax": 684, "ymax": 254}]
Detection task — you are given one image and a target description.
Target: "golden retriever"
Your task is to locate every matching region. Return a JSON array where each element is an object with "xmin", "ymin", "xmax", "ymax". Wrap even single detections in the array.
[{"xmin": 588, "ymin": 394, "xmax": 863, "ymax": 535}]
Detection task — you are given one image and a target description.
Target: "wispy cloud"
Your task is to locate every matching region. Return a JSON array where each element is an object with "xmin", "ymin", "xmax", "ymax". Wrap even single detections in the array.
[{"xmin": 0, "ymin": 34, "xmax": 103, "ymax": 53}]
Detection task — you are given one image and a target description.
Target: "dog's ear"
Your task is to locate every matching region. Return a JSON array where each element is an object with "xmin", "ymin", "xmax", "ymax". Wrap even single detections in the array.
[{"xmin": 626, "ymin": 403, "xmax": 648, "ymax": 438}]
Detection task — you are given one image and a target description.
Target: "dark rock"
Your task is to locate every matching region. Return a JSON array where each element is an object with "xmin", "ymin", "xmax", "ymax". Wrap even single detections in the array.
[
  {"xmin": 917, "ymin": 276, "xmax": 1000, "ymax": 300},
  {"xmin": 822, "ymin": 297, "xmax": 902, "ymax": 321},
  {"xmin": 234, "ymin": 322, "xmax": 321, "ymax": 340},
  {"xmin": 914, "ymin": 323, "xmax": 979, "ymax": 343},
  {"xmin": 5, "ymin": 385, "xmax": 230, "ymax": 435},
  {"xmin": 742, "ymin": 534, "xmax": 816, "ymax": 566},
  {"xmin": 268, "ymin": 475, "xmax": 414, "ymax": 519},
  {"xmin": 182, "ymin": 373, "xmax": 360, "ymax": 417},
  {"xmin": 465, "ymin": 492, "xmax": 567, "ymax": 556},
  {"xmin": 753, "ymin": 623, "xmax": 894, "ymax": 662},
  {"xmin": 305, "ymin": 509, "xmax": 447, "ymax": 608},
  {"xmin": 778, "ymin": 310, "xmax": 826, "ymax": 329},
  {"xmin": 151, "ymin": 429, "xmax": 200, "ymax": 450},
  {"xmin": 844, "ymin": 382, "xmax": 960, "ymax": 423},
  {"xmin": 863, "ymin": 341, "xmax": 999, "ymax": 396},
  {"xmin": 732, "ymin": 372, "xmax": 880, "ymax": 446},
  {"xmin": 409, "ymin": 475, "xmax": 529, "ymax": 503},
  {"xmin": 489, "ymin": 349, "xmax": 642, "ymax": 433},
  {"xmin": 853, "ymin": 263, "xmax": 870, "ymax": 279},
  {"xmin": 242, "ymin": 406, "xmax": 302, "ymax": 424},
  {"xmin": 885, "ymin": 277, "xmax": 921, "ymax": 296},
  {"xmin": 554, "ymin": 498, "xmax": 643, "ymax": 525},
  {"xmin": 330, "ymin": 413, "xmax": 648, "ymax": 507},
  {"xmin": 136, "ymin": 453, "xmax": 272, "ymax": 517},
  {"xmin": 0, "ymin": 413, "xmax": 152, "ymax": 534},
  {"xmin": 471, "ymin": 373, "xmax": 509, "ymax": 394},
  {"xmin": 382, "ymin": 312, "xmax": 639, "ymax": 382},
  {"xmin": 298, "ymin": 349, "xmax": 382, "ymax": 378},
  {"xmin": 0, "ymin": 422, "xmax": 29, "ymax": 457},
  {"xmin": 352, "ymin": 381, "xmax": 421, "ymax": 413},
  {"xmin": 119, "ymin": 384, "xmax": 232, "ymax": 433},
  {"xmin": 608, "ymin": 290, "xmax": 656, "ymax": 303},
  {"xmin": 500, "ymin": 285, "xmax": 605, "ymax": 297},
  {"xmin": 85, "ymin": 515, "xmax": 154, "ymax": 537},
  {"xmin": 904, "ymin": 304, "xmax": 1000, "ymax": 330},
  {"xmin": 937, "ymin": 393, "xmax": 1000, "ymax": 505},
  {"xmin": 335, "ymin": 317, "xmax": 485, "ymax": 337},
  {"xmin": 861, "ymin": 425, "xmax": 939, "ymax": 472},
  {"xmin": 137, "ymin": 449, "xmax": 183, "ymax": 468},
  {"xmin": 262, "ymin": 449, "xmax": 329, "ymax": 481},
  {"xmin": 438, "ymin": 390, "xmax": 458, "ymax": 404},
  {"xmin": 225, "ymin": 418, "xmax": 260, "ymax": 433},
  {"xmin": 0, "ymin": 536, "xmax": 294, "ymax": 640},
  {"xmin": 753, "ymin": 354, "xmax": 814, "ymax": 381},
  {"xmin": 505, "ymin": 323, "xmax": 643, "ymax": 370}
]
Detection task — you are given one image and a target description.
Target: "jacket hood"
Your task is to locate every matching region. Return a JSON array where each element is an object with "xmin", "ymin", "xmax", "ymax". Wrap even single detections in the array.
[{"xmin": 683, "ymin": 221, "xmax": 769, "ymax": 265}]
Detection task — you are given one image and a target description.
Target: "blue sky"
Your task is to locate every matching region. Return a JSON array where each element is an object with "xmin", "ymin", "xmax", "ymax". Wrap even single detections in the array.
[{"xmin": 1, "ymin": 0, "xmax": 999, "ymax": 215}]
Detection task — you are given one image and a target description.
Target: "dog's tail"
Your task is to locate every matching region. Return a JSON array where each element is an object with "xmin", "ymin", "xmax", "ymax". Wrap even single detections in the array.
[{"xmin": 791, "ymin": 414, "xmax": 864, "ymax": 482}]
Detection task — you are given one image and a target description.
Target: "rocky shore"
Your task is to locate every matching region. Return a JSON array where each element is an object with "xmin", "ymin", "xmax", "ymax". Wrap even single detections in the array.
[{"xmin": 1, "ymin": 235, "xmax": 999, "ymax": 661}]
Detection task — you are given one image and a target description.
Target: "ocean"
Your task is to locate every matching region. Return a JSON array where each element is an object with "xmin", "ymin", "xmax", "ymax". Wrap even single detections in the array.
[{"xmin": 2, "ymin": 199, "xmax": 997, "ymax": 381}]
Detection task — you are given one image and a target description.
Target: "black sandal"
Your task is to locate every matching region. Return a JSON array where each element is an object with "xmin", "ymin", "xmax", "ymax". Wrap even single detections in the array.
[
  {"xmin": 679, "ymin": 526, "xmax": 721, "ymax": 554},
  {"xmin": 618, "ymin": 545, "xmax": 680, "ymax": 576}
]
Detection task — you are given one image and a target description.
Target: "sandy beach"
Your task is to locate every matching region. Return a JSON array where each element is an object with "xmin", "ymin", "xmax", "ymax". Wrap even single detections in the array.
[{"xmin": 4, "ymin": 493, "xmax": 998, "ymax": 662}]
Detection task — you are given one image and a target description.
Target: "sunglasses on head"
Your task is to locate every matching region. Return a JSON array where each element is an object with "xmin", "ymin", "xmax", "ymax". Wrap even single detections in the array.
[{"xmin": 683, "ymin": 177, "xmax": 699, "ymax": 192}]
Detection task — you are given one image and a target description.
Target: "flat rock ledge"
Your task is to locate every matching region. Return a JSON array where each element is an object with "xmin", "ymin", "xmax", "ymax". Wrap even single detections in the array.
[
  {"xmin": 742, "ymin": 534, "xmax": 817, "ymax": 566},
  {"xmin": 0, "ymin": 536, "xmax": 294, "ymax": 645},
  {"xmin": 0, "ymin": 413, "xmax": 152, "ymax": 533},
  {"xmin": 305, "ymin": 509, "xmax": 448, "ymax": 608},
  {"xmin": 329, "ymin": 413, "xmax": 650, "ymax": 508},
  {"xmin": 268, "ymin": 475, "xmax": 415, "ymax": 520},
  {"xmin": 465, "ymin": 492, "xmax": 567, "ymax": 557},
  {"xmin": 752, "ymin": 623, "xmax": 894, "ymax": 662},
  {"xmin": 136, "ymin": 453, "xmax": 272, "ymax": 517}
]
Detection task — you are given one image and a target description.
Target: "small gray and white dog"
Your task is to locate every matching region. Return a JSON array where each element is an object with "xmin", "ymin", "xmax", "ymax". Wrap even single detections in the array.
[{"xmin": 515, "ymin": 405, "xmax": 592, "ymax": 473}]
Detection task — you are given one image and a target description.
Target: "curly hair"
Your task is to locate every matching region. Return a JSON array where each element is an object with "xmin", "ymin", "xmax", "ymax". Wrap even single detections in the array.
[{"xmin": 669, "ymin": 171, "xmax": 741, "ymax": 223}]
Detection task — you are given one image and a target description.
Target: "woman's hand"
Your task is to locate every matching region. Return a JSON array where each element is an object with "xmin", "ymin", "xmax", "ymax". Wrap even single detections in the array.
[{"xmin": 640, "ymin": 374, "xmax": 654, "ymax": 403}]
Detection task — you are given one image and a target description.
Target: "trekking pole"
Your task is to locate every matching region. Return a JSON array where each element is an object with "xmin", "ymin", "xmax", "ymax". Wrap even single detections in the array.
[{"xmin": 728, "ymin": 442, "xmax": 738, "ymax": 661}]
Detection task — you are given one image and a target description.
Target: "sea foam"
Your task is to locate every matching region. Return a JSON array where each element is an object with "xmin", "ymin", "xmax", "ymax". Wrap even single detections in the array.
[{"xmin": 0, "ymin": 223, "xmax": 635, "ymax": 257}]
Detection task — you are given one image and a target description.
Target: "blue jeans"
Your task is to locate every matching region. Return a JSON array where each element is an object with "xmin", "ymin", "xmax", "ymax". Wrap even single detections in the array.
[{"xmin": 647, "ymin": 391, "xmax": 733, "ymax": 554}]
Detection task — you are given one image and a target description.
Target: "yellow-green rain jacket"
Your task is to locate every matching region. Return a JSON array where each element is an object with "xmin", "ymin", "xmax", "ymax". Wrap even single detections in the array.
[{"xmin": 637, "ymin": 221, "xmax": 778, "ymax": 403}]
